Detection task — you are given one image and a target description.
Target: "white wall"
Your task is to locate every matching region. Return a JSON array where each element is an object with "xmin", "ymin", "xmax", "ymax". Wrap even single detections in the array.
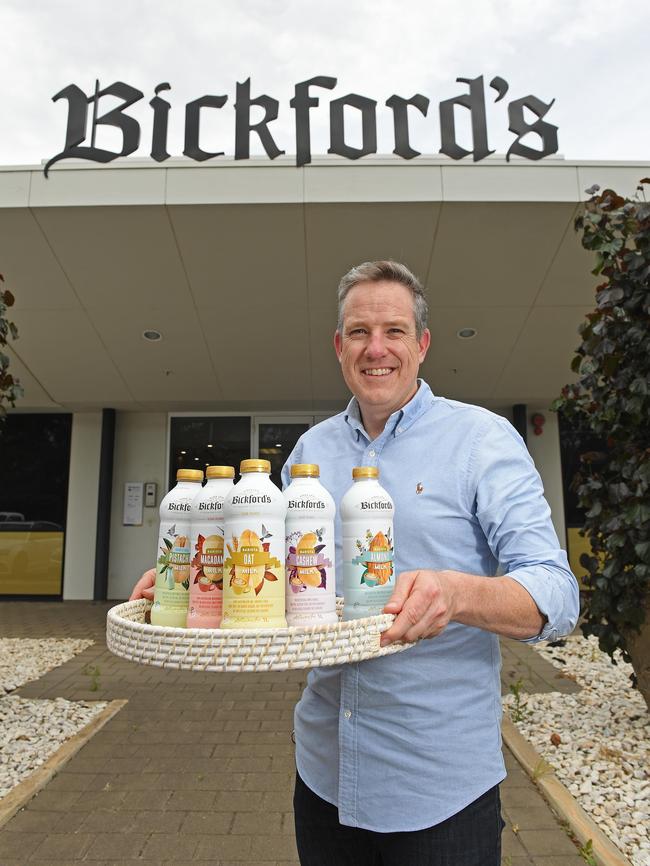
[
  {"xmin": 63, "ymin": 412, "xmax": 102, "ymax": 599},
  {"xmin": 108, "ymin": 412, "xmax": 167, "ymax": 599},
  {"xmin": 526, "ymin": 409, "xmax": 566, "ymax": 549}
]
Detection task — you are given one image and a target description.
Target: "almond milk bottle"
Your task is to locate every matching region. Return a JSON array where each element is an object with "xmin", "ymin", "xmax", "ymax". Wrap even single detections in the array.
[
  {"xmin": 151, "ymin": 468, "xmax": 204, "ymax": 628},
  {"xmin": 284, "ymin": 464, "xmax": 337, "ymax": 627},
  {"xmin": 340, "ymin": 466, "xmax": 395, "ymax": 621},
  {"xmin": 221, "ymin": 459, "xmax": 287, "ymax": 629},
  {"xmin": 186, "ymin": 465, "xmax": 235, "ymax": 629}
]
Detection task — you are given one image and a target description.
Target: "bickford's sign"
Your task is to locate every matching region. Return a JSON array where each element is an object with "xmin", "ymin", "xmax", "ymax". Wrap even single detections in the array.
[{"xmin": 44, "ymin": 75, "xmax": 558, "ymax": 177}]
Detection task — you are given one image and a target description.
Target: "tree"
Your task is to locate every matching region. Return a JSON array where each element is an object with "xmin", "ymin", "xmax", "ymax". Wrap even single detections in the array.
[
  {"xmin": 552, "ymin": 180, "xmax": 650, "ymax": 709},
  {"xmin": 0, "ymin": 273, "xmax": 22, "ymax": 422}
]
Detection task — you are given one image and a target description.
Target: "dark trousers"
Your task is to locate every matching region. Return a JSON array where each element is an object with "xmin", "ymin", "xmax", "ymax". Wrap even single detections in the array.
[{"xmin": 293, "ymin": 772, "xmax": 504, "ymax": 866}]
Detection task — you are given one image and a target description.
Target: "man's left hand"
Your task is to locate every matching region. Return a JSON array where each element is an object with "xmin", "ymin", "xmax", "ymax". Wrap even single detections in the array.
[{"xmin": 380, "ymin": 570, "xmax": 458, "ymax": 646}]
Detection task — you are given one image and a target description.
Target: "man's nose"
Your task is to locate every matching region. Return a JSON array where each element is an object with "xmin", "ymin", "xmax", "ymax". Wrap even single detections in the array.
[{"xmin": 364, "ymin": 331, "xmax": 387, "ymax": 358}]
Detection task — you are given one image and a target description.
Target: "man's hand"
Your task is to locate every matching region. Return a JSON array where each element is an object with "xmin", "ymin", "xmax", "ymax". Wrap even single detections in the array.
[
  {"xmin": 380, "ymin": 569, "xmax": 547, "ymax": 646},
  {"xmin": 380, "ymin": 570, "xmax": 458, "ymax": 646},
  {"xmin": 129, "ymin": 568, "xmax": 156, "ymax": 601}
]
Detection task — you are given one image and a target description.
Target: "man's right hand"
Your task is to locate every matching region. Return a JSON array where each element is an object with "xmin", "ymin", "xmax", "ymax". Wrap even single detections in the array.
[{"xmin": 129, "ymin": 568, "xmax": 156, "ymax": 601}]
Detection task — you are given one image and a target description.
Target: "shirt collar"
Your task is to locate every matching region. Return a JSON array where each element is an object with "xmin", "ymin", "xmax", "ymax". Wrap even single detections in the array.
[{"xmin": 344, "ymin": 379, "xmax": 435, "ymax": 441}]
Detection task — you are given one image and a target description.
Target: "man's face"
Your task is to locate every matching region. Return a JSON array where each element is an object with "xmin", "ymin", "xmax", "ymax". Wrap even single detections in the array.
[{"xmin": 334, "ymin": 280, "xmax": 430, "ymax": 420}]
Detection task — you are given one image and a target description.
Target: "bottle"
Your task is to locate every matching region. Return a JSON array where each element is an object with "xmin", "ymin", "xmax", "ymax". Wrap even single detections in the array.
[
  {"xmin": 186, "ymin": 465, "xmax": 235, "ymax": 629},
  {"xmin": 284, "ymin": 464, "xmax": 337, "ymax": 627},
  {"xmin": 221, "ymin": 459, "xmax": 287, "ymax": 629},
  {"xmin": 340, "ymin": 466, "xmax": 395, "ymax": 620},
  {"xmin": 151, "ymin": 468, "xmax": 204, "ymax": 628}
]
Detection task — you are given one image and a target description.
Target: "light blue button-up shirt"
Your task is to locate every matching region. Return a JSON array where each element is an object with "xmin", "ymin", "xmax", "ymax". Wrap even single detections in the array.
[{"xmin": 281, "ymin": 380, "xmax": 579, "ymax": 832}]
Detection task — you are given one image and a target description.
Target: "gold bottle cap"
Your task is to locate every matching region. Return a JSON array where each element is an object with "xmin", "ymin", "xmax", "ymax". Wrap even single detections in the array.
[
  {"xmin": 352, "ymin": 466, "xmax": 379, "ymax": 479},
  {"xmin": 177, "ymin": 468, "xmax": 204, "ymax": 482},
  {"xmin": 290, "ymin": 463, "xmax": 320, "ymax": 478},
  {"xmin": 240, "ymin": 458, "xmax": 271, "ymax": 474},
  {"xmin": 206, "ymin": 465, "xmax": 235, "ymax": 479}
]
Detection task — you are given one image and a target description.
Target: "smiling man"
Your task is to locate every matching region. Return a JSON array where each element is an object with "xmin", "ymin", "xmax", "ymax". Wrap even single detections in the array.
[{"xmin": 282, "ymin": 260, "xmax": 579, "ymax": 866}]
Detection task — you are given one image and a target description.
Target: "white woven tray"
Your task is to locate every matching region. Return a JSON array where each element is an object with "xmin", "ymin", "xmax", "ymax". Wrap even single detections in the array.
[{"xmin": 106, "ymin": 599, "xmax": 412, "ymax": 672}]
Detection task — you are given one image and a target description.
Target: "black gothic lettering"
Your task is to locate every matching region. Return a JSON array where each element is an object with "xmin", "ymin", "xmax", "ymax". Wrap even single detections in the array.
[
  {"xmin": 44, "ymin": 81, "xmax": 143, "ymax": 176},
  {"xmin": 489, "ymin": 76, "xmax": 509, "ymax": 103},
  {"xmin": 386, "ymin": 94, "xmax": 429, "ymax": 159},
  {"xmin": 150, "ymin": 82, "xmax": 171, "ymax": 162},
  {"xmin": 184, "ymin": 95, "xmax": 228, "ymax": 161},
  {"xmin": 328, "ymin": 94, "xmax": 377, "ymax": 160},
  {"xmin": 506, "ymin": 95, "xmax": 558, "ymax": 161},
  {"xmin": 439, "ymin": 76, "xmax": 493, "ymax": 162},
  {"xmin": 234, "ymin": 78, "xmax": 284, "ymax": 160},
  {"xmin": 290, "ymin": 76, "xmax": 337, "ymax": 167}
]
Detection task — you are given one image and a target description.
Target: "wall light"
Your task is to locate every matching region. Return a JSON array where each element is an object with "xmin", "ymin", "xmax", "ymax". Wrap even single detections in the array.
[
  {"xmin": 457, "ymin": 328, "xmax": 477, "ymax": 339},
  {"xmin": 142, "ymin": 329, "xmax": 162, "ymax": 341}
]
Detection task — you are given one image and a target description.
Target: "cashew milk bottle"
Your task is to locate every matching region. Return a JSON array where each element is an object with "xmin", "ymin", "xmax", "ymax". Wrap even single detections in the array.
[
  {"xmin": 152, "ymin": 468, "xmax": 204, "ymax": 628},
  {"xmin": 284, "ymin": 464, "xmax": 337, "ymax": 627},
  {"xmin": 186, "ymin": 465, "xmax": 235, "ymax": 629},
  {"xmin": 221, "ymin": 459, "xmax": 287, "ymax": 629},
  {"xmin": 341, "ymin": 466, "xmax": 395, "ymax": 621}
]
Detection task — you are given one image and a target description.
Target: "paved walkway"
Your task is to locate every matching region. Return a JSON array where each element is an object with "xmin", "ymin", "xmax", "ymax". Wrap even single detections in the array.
[{"xmin": 0, "ymin": 601, "xmax": 585, "ymax": 866}]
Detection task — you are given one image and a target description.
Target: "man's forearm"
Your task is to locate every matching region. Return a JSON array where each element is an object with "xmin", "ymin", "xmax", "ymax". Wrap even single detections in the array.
[
  {"xmin": 445, "ymin": 571, "xmax": 545, "ymax": 641},
  {"xmin": 381, "ymin": 568, "xmax": 546, "ymax": 645}
]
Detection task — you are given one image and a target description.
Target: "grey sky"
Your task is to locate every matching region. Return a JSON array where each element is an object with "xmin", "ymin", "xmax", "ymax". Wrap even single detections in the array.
[{"xmin": 0, "ymin": 0, "xmax": 649, "ymax": 167}]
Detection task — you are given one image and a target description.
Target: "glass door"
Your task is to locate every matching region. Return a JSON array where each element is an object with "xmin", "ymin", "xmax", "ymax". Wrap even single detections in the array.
[{"xmin": 252, "ymin": 416, "xmax": 313, "ymax": 488}]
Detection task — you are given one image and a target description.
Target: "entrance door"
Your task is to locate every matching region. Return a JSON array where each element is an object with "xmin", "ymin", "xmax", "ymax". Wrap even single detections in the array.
[{"xmin": 252, "ymin": 416, "xmax": 313, "ymax": 488}]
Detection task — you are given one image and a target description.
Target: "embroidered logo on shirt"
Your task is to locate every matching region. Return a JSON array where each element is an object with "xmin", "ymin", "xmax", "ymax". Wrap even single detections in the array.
[{"xmin": 416, "ymin": 483, "xmax": 424, "ymax": 495}]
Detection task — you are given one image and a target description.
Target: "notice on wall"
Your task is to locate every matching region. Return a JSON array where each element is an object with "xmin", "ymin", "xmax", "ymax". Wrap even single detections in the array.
[{"xmin": 123, "ymin": 482, "xmax": 144, "ymax": 526}]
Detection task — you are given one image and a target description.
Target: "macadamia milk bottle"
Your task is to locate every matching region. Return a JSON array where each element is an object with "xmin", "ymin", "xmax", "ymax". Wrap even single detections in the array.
[
  {"xmin": 221, "ymin": 459, "xmax": 287, "ymax": 629},
  {"xmin": 341, "ymin": 466, "xmax": 395, "ymax": 621},
  {"xmin": 186, "ymin": 465, "xmax": 235, "ymax": 629},
  {"xmin": 152, "ymin": 468, "xmax": 204, "ymax": 628},
  {"xmin": 284, "ymin": 464, "xmax": 337, "ymax": 627}
]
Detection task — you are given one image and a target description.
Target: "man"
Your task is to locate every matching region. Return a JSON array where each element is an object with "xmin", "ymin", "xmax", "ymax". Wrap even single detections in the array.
[
  {"xmin": 131, "ymin": 260, "xmax": 578, "ymax": 866},
  {"xmin": 280, "ymin": 261, "xmax": 578, "ymax": 865}
]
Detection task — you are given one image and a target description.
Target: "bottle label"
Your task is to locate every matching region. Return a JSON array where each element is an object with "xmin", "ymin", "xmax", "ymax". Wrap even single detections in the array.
[
  {"xmin": 286, "ymin": 529, "xmax": 333, "ymax": 591},
  {"xmin": 153, "ymin": 524, "xmax": 191, "ymax": 615},
  {"xmin": 350, "ymin": 529, "xmax": 394, "ymax": 587},
  {"xmin": 222, "ymin": 524, "xmax": 285, "ymax": 625}
]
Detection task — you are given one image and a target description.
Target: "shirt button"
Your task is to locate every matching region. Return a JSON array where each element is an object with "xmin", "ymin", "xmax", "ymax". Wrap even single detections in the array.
[
  {"xmin": 397, "ymin": 426, "xmax": 404, "ymax": 434},
  {"xmin": 344, "ymin": 710, "xmax": 352, "ymax": 719},
  {"xmin": 368, "ymin": 449, "xmax": 376, "ymax": 458}
]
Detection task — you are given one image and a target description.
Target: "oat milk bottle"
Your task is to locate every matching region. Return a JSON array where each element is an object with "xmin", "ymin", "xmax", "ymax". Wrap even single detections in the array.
[
  {"xmin": 221, "ymin": 459, "xmax": 287, "ymax": 629},
  {"xmin": 151, "ymin": 468, "xmax": 204, "ymax": 628},
  {"xmin": 341, "ymin": 466, "xmax": 395, "ymax": 621},
  {"xmin": 284, "ymin": 464, "xmax": 337, "ymax": 627},
  {"xmin": 186, "ymin": 465, "xmax": 235, "ymax": 629}
]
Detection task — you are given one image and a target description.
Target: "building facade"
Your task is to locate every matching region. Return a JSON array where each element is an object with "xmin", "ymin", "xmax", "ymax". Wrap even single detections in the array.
[{"xmin": 1, "ymin": 155, "xmax": 647, "ymax": 599}]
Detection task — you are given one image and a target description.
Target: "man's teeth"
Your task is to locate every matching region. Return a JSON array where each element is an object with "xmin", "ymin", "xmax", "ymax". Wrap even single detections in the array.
[{"xmin": 364, "ymin": 368, "xmax": 393, "ymax": 376}]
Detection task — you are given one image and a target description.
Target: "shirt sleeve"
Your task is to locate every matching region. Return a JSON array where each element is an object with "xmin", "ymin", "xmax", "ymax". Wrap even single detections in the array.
[{"xmin": 470, "ymin": 415, "xmax": 579, "ymax": 643}]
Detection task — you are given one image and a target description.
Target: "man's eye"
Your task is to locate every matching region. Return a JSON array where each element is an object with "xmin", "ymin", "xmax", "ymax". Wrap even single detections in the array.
[
  {"xmin": 388, "ymin": 328, "xmax": 404, "ymax": 335},
  {"xmin": 348, "ymin": 328, "xmax": 366, "ymax": 336}
]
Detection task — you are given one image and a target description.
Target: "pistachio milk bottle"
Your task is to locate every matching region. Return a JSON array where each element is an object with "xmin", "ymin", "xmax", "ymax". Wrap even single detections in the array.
[
  {"xmin": 151, "ymin": 468, "xmax": 204, "ymax": 627},
  {"xmin": 340, "ymin": 466, "xmax": 395, "ymax": 620},
  {"xmin": 186, "ymin": 465, "xmax": 235, "ymax": 629},
  {"xmin": 284, "ymin": 464, "xmax": 337, "ymax": 627},
  {"xmin": 221, "ymin": 459, "xmax": 287, "ymax": 629}
]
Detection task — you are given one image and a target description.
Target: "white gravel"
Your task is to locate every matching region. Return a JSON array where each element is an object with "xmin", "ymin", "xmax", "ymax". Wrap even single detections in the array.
[
  {"xmin": 0, "ymin": 638, "xmax": 94, "ymax": 694},
  {"xmin": 0, "ymin": 638, "xmax": 106, "ymax": 800},
  {"xmin": 503, "ymin": 635, "xmax": 650, "ymax": 866}
]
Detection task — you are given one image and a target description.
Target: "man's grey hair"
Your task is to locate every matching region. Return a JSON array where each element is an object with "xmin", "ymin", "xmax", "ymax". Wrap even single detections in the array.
[{"xmin": 336, "ymin": 260, "xmax": 429, "ymax": 339}]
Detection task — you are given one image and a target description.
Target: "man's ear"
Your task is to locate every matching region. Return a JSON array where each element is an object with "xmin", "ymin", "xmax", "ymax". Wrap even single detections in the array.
[
  {"xmin": 334, "ymin": 330, "xmax": 342, "ymax": 361},
  {"xmin": 418, "ymin": 328, "xmax": 431, "ymax": 363}
]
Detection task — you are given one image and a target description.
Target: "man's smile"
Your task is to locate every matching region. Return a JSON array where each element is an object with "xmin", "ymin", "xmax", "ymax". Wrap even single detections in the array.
[{"xmin": 362, "ymin": 368, "xmax": 395, "ymax": 377}]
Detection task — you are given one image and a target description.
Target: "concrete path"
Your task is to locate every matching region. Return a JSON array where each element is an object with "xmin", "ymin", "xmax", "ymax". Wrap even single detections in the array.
[{"xmin": 0, "ymin": 601, "xmax": 586, "ymax": 865}]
